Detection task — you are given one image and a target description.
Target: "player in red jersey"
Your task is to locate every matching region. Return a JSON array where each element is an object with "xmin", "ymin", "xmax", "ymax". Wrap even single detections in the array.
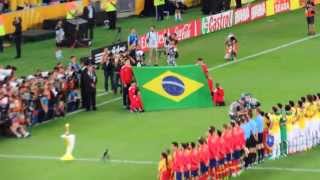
[
  {"xmin": 130, "ymin": 90, "xmax": 144, "ymax": 112},
  {"xmin": 216, "ymin": 130, "xmax": 226, "ymax": 180},
  {"xmin": 231, "ymin": 122, "xmax": 245, "ymax": 177},
  {"xmin": 222, "ymin": 124, "xmax": 233, "ymax": 178},
  {"xmin": 207, "ymin": 126, "xmax": 219, "ymax": 179},
  {"xmin": 172, "ymin": 142, "xmax": 183, "ymax": 180},
  {"xmin": 196, "ymin": 58, "xmax": 209, "ymax": 78},
  {"xmin": 182, "ymin": 143, "xmax": 191, "ymax": 180},
  {"xmin": 189, "ymin": 142, "xmax": 200, "ymax": 180},
  {"xmin": 119, "ymin": 59, "xmax": 133, "ymax": 109},
  {"xmin": 198, "ymin": 137, "xmax": 210, "ymax": 180},
  {"xmin": 213, "ymin": 83, "xmax": 225, "ymax": 106},
  {"xmin": 128, "ymin": 81, "xmax": 137, "ymax": 111}
]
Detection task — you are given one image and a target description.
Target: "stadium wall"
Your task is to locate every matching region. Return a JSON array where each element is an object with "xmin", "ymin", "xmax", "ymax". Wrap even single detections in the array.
[{"xmin": 137, "ymin": 0, "xmax": 311, "ymax": 52}]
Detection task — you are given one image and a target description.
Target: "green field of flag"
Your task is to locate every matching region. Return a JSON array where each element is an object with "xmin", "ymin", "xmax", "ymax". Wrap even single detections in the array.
[{"xmin": 133, "ymin": 65, "xmax": 213, "ymax": 111}]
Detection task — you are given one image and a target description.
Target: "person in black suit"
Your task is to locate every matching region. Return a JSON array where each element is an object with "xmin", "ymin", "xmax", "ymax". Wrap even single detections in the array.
[
  {"xmin": 82, "ymin": 64, "xmax": 97, "ymax": 111},
  {"xmin": 82, "ymin": 1, "xmax": 96, "ymax": 39},
  {"xmin": 80, "ymin": 61, "xmax": 88, "ymax": 109},
  {"xmin": 12, "ymin": 17, "xmax": 22, "ymax": 59}
]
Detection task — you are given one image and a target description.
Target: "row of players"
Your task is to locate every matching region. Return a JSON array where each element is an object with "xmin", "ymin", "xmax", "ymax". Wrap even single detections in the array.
[{"xmin": 157, "ymin": 93, "xmax": 320, "ymax": 180}]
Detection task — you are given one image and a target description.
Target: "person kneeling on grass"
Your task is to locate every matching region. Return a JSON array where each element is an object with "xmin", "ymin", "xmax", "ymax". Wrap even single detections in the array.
[
  {"xmin": 10, "ymin": 114, "xmax": 30, "ymax": 138},
  {"xmin": 128, "ymin": 82, "xmax": 143, "ymax": 112},
  {"xmin": 213, "ymin": 83, "xmax": 225, "ymax": 106},
  {"xmin": 130, "ymin": 90, "xmax": 144, "ymax": 112},
  {"xmin": 224, "ymin": 33, "xmax": 239, "ymax": 61}
]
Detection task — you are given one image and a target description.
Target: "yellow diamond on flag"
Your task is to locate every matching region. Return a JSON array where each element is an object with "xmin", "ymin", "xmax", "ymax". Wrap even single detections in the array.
[{"xmin": 142, "ymin": 71, "xmax": 204, "ymax": 102}]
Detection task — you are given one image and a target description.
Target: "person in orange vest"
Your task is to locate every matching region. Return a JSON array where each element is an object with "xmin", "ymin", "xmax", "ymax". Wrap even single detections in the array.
[{"xmin": 305, "ymin": 0, "xmax": 316, "ymax": 36}]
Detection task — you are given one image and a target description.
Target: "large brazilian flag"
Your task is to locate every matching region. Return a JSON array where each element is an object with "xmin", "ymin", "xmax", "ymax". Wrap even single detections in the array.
[{"xmin": 133, "ymin": 65, "xmax": 213, "ymax": 111}]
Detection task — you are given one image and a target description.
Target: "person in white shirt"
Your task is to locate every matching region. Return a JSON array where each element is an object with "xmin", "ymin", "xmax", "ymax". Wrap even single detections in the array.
[
  {"xmin": 55, "ymin": 21, "xmax": 65, "ymax": 61},
  {"xmin": 146, "ymin": 26, "xmax": 159, "ymax": 66}
]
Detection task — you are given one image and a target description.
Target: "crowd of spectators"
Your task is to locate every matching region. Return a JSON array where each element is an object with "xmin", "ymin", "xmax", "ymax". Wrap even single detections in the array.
[
  {"xmin": 0, "ymin": 0, "xmax": 78, "ymax": 13},
  {"xmin": 0, "ymin": 57, "xmax": 83, "ymax": 138}
]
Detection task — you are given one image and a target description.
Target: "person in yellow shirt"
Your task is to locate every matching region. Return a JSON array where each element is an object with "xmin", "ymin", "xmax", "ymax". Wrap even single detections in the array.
[
  {"xmin": 289, "ymin": 101, "xmax": 300, "ymax": 154},
  {"xmin": 158, "ymin": 152, "xmax": 170, "ymax": 180},
  {"xmin": 285, "ymin": 104, "xmax": 295, "ymax": 154},
  {"xmin": 269, "ymin": 106, "xmax": 281, "ymax": 159},
  {"xmin": 296, "ymin": 100, "xmax": 307, "ymax": 152}
]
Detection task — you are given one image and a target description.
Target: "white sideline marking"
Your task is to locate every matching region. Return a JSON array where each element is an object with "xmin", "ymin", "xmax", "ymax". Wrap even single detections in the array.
[
  {"xmin": 0, "ymin": 154, "xmax": 157, "ymax": 165},
  {"xmin": 1, "ymin": 153, "xmax": 320, "ymax": 173},
  {"xmin": 251, "ymin": 166, "xmax": 320, "ymax": 173}
]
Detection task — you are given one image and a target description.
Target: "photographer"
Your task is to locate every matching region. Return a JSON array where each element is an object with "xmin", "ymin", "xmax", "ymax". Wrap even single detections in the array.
[{"xmin": 101, "ymin": 48, "xmax": 115, "ymax": 93}]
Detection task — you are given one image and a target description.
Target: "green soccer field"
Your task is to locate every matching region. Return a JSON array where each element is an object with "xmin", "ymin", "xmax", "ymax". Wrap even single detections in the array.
[{"xmin": 1, "ymin": 7, "xmax": 320, "ymax": 180}]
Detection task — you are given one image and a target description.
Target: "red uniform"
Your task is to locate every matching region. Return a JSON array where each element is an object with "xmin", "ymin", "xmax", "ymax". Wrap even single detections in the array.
[
  {"xmin": 213, "ymin": 87, "xmax": 225, "ymax": 105},
  {"xmin": 190, "ymin": 149, "xmax": 200, "ymax": 171},
  {"xmin": 119, "ymin": 64, "xmax": 133, "ymax": 85},
  {"xmin": 222, "ymin": 130, "xmax": 233, "ymax": 155},
  {"xmin": 199, "ymin": 144, "xmax": 210, "ymax": 165},
  {"xmin": 128, "ymin": 85, "xmax": 137, "ymax": 101},
  {"xmin": 130, "ymin": 94, "xmax": 143, "ymax": 111},
  {"xmin": 207, "ymin": 134, "xmax": 218, "ymax": 160},
  {"xmin": 207, "ymin": 78, "xmax": 214, "ymax": 94},
  {"xmin": 173, "ymin": 149, "xmax": 183, "ymax": 172},
  {"xmin": 182, "ymin": 150, "xmax": 191, "ymax": 172},
  {"xmin": 201, "ymin": 63, "xmax": 209, "ymax": 78}
]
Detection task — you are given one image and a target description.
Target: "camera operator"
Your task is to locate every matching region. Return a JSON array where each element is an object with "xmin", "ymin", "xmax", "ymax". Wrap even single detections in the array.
[{"xmin": 101, "ymin": 48, "xmax": 115, "ymax": 93}]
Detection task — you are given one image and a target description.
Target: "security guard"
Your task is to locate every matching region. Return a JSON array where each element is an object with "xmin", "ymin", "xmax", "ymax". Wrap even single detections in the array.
[
  {"xmin": 104, "ymin": 0, "xmax": 117, "ymax": 30},
  {"xmin": 154, "ymin": 0, "xmax": 165, "ymax": 21},
  {"xmin": 0, "ymin": 15, "xmax": 5, "ymax": 53}
]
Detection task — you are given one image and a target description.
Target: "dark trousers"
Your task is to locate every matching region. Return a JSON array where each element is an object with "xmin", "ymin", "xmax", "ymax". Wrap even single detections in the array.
[
  {"xmin": 86, "ymin": 90, "xmax": 96, "ymax": 110},
  {"xmin": 236, "ymin": 0, "xmax": 242, "ymax": 8},
  {"xmin": 87, "ymin": 19, "xmax": 94, "ymax": 39},
  {"xmin": 113, "ymin": 72, "xmax": 121, "ymax": 94},
  {"xmin": 104, "ymin": 72, "xmax": 114, "ymax": 92},
  {"xmin": 14, "ymin": 36, "xmax": 21, "ymax": 58},
  {"xmin": 156, "ymin": 5, "xmax": 164, "ymax": 20},
  {"xmin": 107, "ymin": 11, "xmax": 117, "ymax": 29},
  {"xmin": 122, "ymin": 85, "xmax": 129, "ymax": 108},
  {"xmin": 0, "ymin": 36, "xmax": 3, "ymax": 53}
]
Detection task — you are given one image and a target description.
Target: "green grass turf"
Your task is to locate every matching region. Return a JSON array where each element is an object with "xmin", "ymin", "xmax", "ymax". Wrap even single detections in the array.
[{"xmin": 1, "ymin": 7, "xmax": 320, "ymax": 180}]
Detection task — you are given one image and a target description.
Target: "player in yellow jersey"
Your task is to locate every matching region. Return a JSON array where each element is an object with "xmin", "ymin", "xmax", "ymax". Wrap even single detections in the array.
[
  {"xmin": 158, "ymin": 152, "xmax": 170, "ymax": 180},
  {"xmin": 269, "ymin": 106, "xmax": 281, "ymax": 159},
  {"xmin": 297, "ymin": 101, "xmax": 307, "ymax": 152},
  {"xmin": 305, "ymin": 95, "xmax": 317, "ymax": 148},
  {"xmin": 285, "ymin": 104, "xmax": 295, "ymax": 154},
  {"xmin": 289, "ymin": 101, "xmax": 300, "ymax": 154}
]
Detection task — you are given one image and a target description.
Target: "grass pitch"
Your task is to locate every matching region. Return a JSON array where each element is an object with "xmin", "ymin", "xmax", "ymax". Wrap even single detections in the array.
[{"xmin": 0, "ymin": 7, "xmax": 320, "ymax": 180}]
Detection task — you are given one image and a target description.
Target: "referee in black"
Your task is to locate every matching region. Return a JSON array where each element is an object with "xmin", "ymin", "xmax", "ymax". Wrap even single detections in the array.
[{"xmin": 12, "ymin": 17, "xmax": 22, "ymax": 59}]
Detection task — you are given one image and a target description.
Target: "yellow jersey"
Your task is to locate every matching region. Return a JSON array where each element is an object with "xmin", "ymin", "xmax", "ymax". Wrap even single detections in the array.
[
  {"xmin": 286, "ymin": 112, "xmax": 295, "ymax": 132},
  {"xmin": 297, "ymin": 108, "xmax": 306, "ymax": 129},
  {"xmin": 270, "ymin": 113, "xmax": 281, "ymax": 134},
  {"xmin": 158, "ymin": 159, "xmax": 167, "ymax": 173}
]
